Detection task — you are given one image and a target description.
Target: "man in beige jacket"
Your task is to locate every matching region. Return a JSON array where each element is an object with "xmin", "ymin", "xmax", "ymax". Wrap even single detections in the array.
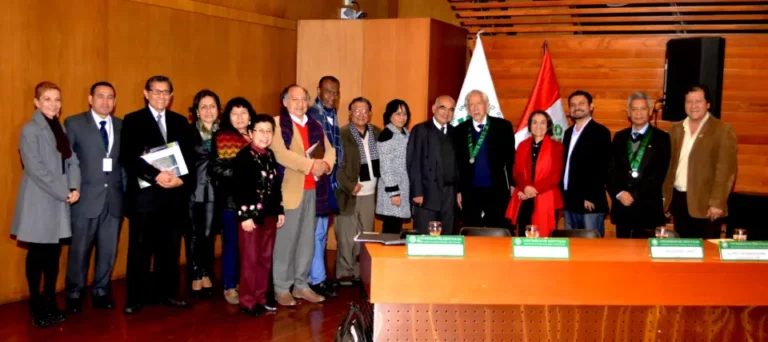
[
  {"xmin": 663, "ymin": 84, "xmax": 737, "ymax": 239},
  {"xmin": 271, "ymin": 85, "xmax": 336, "ymax": 306}
]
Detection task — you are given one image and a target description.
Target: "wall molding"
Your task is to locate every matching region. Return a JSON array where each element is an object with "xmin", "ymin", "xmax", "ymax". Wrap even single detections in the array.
[{"xmin": 127, "ymin": 0, "xmax": 297, "ymax": 30}]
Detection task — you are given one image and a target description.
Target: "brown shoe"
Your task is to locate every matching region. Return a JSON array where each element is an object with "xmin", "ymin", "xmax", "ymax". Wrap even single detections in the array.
[
  {"xmin": 223, "ymin": 289, "xmax": 239, "ymax": 305},
  {"xmin": 275, "ymin": 292, "xmax": 296, "ymax": 307},
  {"xmin": 292, "ymin": 287, "xmax": 325, "ymax": 303}
]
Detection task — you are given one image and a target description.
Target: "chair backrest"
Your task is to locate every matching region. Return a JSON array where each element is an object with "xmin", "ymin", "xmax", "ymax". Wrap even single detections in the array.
[
  {"xmin": 550, "ymin": 229, "xmax": 601, "ymax": 238},
  {"xmin": 630, "ymin": 229, "xmax": 680, "ymax": 239},
  {"xmin": 459, "ymin": 227, "xmax": 512, "ymax": 237}
]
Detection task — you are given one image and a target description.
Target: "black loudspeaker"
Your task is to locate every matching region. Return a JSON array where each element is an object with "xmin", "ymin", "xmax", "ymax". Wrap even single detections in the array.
[{"xmin": 662, "ymin": 37, "xmax": 726, "ymax": 121}]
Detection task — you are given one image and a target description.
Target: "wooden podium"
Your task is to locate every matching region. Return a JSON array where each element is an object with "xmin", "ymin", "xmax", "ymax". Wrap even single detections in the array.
[{"xmin": 296, "ymin": 18, "xmax": 466, "ymax": 128}]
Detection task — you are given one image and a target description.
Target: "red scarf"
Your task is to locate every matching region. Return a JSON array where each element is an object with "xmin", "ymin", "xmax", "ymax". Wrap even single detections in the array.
[{"xmin": 505, "ymin": 135, "xmax": 564, "ymax": 237}]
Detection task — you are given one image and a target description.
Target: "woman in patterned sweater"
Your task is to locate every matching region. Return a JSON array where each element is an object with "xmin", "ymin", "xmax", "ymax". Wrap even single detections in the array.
[
  {"xmin": 376, "ymin": 100, "xmax": 412, "ymax": 234},
  {"xmin": 232, "ymin": 114, "xmax": 285, "ymax": 317},
  {"xmin": 209, "ymin": 97, "xmax": 255, "ymax": 304}
]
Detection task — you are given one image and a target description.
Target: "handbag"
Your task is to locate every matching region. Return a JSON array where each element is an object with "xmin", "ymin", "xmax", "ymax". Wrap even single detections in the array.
[{"xmin": 335, "ymin": 302, "xmax": 370, "ymax": 342}]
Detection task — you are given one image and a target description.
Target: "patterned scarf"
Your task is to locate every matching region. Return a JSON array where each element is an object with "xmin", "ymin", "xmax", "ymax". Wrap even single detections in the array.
[
  {"xmin": 279, "ymin": 110, "xmax": 330, "ymax": 216},
  {"xmin": 215, "ymin": 129, "xmax": 249, "ymax": 160},
  {"xmin": 197, "ymin": 119, "xmax": 218, "ymax": 152},
  {"xmin": 350, "ymin": 124, "xmax": 380, "ymax": 181},
  {"xmin": 308, "ymin": 98, "xmax": 342, "ymax": 183}
]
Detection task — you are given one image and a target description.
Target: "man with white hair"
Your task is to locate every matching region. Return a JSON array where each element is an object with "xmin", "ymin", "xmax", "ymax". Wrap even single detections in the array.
[
  {"xmin": 453, "ymin": 89, "xmax": 516, "ymax": 231},
  {"xmin": 607, "ymin": 92, "xmax": 670, "ymax": 238}
]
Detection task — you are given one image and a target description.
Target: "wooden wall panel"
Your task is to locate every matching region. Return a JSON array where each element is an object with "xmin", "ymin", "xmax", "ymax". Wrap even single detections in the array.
[
  {"xmin": 478, "ymin": 34, "xmax": 768, "ymax": 194},
  {"xmin": 0, "ymin": 0, "xmax": 350, "ymax": 304},
  {"xmin": 296, "ymin": 20, "xmax": 365, "ymax": 128},
  {"xmin": 397, "ymin": 0, "xmax": 459, "ymax": 26},
  {"xmin": 193, "ymin": 0, "xmax": 391, "ymax": 20}
]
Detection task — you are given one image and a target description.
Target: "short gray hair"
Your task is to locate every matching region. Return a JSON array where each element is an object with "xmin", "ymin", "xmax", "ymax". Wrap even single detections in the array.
[
  {"xmin": 464, "ymin": 89, "xmax": 489, "ymax": 110},
  {"xmin": 282, "ymin": 84, "xmax": 310, "ymax": 102},
  {"xmin": 627, "ymin": 91, "xmax": 653, "ymax": 114}
]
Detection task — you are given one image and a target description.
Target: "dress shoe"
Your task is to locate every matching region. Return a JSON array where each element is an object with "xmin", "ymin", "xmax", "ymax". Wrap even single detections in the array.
[
  {"xmin": 43, "ymin": 296, "xmax": 66, "ymax": 324},
  {"xmin": 275, "ymin": 292, "xmax": 297, "ymax": 307},
  {"xmin": 123, "ymin": 304, "xmax": 142, "ymax": 315},
  {"xmin": 292, "ymin": 287, "xmax": 325, "ymax": 303},
  {"xmin": 188, "ymin": 289, "xmax": 203, "ymax": 299},
  {"xmin": 262, "ymin": 302, "xmax": 277, "ymax": 312},
  {"xmin": 337, "ymin": 276, "xmax": 360, "ymax": 286},
  {"xmin": 158, "ymin": 297, "xmax": 189, "ymax": 308},
  {"xmin": 239, "ymin": 306, "xmax": 261, "ymax": 317},
  {"xmin": 92, "ymin": 295, "xmax": 115, "ymax": 309},
  {"xmin": 66, "ymin": 298, "xmax": 82, "ymax": 313},
  {"xmin": 223, "ymin": 289, "xmax": 239, "ymax": 305},
  {"xmin": 29, "ymin": 298, "xmax": 52, "ymax": 328},
  {"xmin": 310, "ymin": 281, "xmax": 338, "ymax": 298}
]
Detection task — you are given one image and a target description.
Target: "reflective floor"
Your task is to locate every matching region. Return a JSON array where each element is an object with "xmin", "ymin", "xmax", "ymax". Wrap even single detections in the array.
[{"xmin": 0, "ymin": 251, "xmax": 364, "ymax": 342}]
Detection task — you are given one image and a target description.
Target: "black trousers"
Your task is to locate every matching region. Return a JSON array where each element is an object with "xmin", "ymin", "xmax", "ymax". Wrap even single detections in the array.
[
  {"xmin": 379, "ymin": 215, "xmax": 404, "ymax": 234},
  {"xmin": 462, "ymin": 186, "xmax": 511, "ymax": 229},
  {"xmin": 412, "ymin": 185, "xmax": 456, "ymax": 235},
  {"xmin": 671, "ymin": 189, "xmax": 722, "ymax": 239},
  {"xmin": 126, "ymin": 209, "xmax": 184, "ymax": 305},
  {"xmin": 186, "ymin": 201, "xmax": 216, "ymax": 281},
  {"xmin": 26, "ymin": 243, "xmax": 61, "ymax": 300}
]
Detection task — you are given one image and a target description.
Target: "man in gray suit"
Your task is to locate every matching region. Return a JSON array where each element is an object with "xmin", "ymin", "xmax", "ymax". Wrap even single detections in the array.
[{"xmin": 64, "ymin": 81, "xmax": 123, "ymax": 313}]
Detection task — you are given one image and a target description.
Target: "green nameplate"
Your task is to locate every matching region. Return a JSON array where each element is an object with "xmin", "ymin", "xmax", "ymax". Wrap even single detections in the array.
[
  {"xmin": 406, "ymin": 235, "xmax": 465, "ymax": 257},
  {"xmin": 719, "ymin": 241, "xmax": 768, "ymax": 261},
  {"xmin": 649, "ymin": 238, "xmax": 704, "ymax": 259},
  {"xmin": 512, "ymin": 238, "xmax": 570, "ymax": 259}
]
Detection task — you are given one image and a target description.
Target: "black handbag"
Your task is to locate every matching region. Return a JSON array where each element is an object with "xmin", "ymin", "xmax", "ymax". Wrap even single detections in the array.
[{"xmin": 335, "ymin": 302, "xmax": 370, "ymax": 342}]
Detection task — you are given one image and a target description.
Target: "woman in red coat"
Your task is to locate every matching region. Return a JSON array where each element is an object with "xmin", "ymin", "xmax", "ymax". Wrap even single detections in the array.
[{"xmin": 505, "ymin": 110, "xmax": 564, "ymax": 237}]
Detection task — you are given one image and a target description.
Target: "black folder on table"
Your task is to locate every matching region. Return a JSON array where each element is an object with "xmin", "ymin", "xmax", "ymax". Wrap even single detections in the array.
[{"xmin": 354, "ymin": 232, "xmax": 407, "ymax": 245}]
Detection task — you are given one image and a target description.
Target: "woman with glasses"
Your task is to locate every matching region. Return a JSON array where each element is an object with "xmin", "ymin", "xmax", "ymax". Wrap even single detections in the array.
[
  {"xmin": 12, "ymin": 82, "xmax": 80, "ymax": 327},
  {"xmin": 375, "ymin": 99, "xmax": 412, "ymax": 234},
  {"xmin": 185, "ymin": 90, "xmax": 220, "ymax": 298},
  {"xmin": 209, "ymin": 97, "xmax": 256, "ymax": 304}
]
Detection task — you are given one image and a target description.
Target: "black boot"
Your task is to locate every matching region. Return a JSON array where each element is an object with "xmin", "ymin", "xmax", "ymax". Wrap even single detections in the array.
[
  {"xmin": 29, "ymin": 297, "xmax": 52, "ymax": 328},
  {"xmin": 42, "ymin": 295, "xmax": 66, "ymax": 324}
]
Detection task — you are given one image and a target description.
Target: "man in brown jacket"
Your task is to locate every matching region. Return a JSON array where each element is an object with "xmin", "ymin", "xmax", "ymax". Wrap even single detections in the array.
[{"xmin": 663, "ymin": 84, "xmax": 737, "ymax": 239}]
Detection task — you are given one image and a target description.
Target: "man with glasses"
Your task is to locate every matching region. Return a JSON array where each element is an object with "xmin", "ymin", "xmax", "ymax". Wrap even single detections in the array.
[
  {"xmin": 406, "ymin": 95, "xmax": 460, "ymax": 235},
  {"xmin": 334, "ymin": 97, "xmax": 380, "ymax": 285},
  {"xmin": 120, "ymin": 75, "xmax": 192, "ymax": 314}
]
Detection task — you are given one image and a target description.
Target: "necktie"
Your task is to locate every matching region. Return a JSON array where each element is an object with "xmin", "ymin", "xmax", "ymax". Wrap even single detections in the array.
[
  {"xmin": 99, "ymin": 120, "xmax": 109, "ymax": 151},
  {"xmin": 632, "ymin": 132, "xmax": 642, "ymax": 142},
  {"xmin": 477, "ymin": 124, "xmax": 485, "ymax": 132},
  {"xmin": 442, "ymin": 126, "xmax": 447, "ymax": 135},
  {"xmin": 157, "ymin": 114, "xmax": 167, "ymax": 142}
]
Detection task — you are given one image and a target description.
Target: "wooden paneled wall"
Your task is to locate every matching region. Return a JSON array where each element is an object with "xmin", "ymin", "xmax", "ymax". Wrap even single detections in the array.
[
  {"xmin": 479, "ymin": 34, "xmax": 768, "ymax": 194},
  {"xmin": 0, "ymin": 0, "xmax": 361, "ymax": 304}
]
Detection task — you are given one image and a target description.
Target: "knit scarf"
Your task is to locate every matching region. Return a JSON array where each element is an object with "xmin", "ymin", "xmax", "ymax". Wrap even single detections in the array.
[
  {"xmin": 280, "ymin": 110, "xmax": 330, "ymax": 216},
  {"xmin": 350, "ymin": 124, "xmax": 380, "ymax": 181},
  {"xmin": 215, "ymin": 129, "xmax": 249, "ymax": 160}
]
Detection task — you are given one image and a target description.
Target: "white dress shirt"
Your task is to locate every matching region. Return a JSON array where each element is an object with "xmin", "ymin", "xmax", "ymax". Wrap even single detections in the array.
[
  {"xmin": 564, "ymin": 117, "xmax": 592, "ymax": 190},
  {"xmin": 91, "ymin": 110, "xmax": 114, "ymax": 155},
  {"xmin": 472, "ymin": 115, "xmax": 488, "ymax": 132},
  {"xmin": 432, "ymin": 118, "xmax": 447, "ymax": 134},
  {"xmin": 290, "ymin": 113, "xmax": 309, "ymax": 127}
]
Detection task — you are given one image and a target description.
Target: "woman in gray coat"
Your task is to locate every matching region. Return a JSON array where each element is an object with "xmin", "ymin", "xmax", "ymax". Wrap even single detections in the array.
[
  {"xmin": 376, "ymin": 99, "xmax": 412, "ymax": 234},
  {"xmin": 11, "ymin": 82, "xmax": 80, "ymax": 328}
]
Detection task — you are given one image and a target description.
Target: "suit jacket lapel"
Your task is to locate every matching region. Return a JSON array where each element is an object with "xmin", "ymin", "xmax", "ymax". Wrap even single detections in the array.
[
  {"xmin": 689, "ymin": 117, "xmax": 713, "ymax": 158},
  {"xmin": 143, "ymin": 108, "xmax": 166, "ymax": 146},
  {"xmin": 637, "ymin": 127, "xmax": 657, "ymax": 173},
  {"xmin": 33, "ymin": 111, "xmax": 57, "ymax": 149},
  {"xmin": 84, "ymin": 112, "xmax": 109, "ymax": 155},
  {"xmin": 111, "ymin": 118, "xmax": 121, "ymax": 158}
]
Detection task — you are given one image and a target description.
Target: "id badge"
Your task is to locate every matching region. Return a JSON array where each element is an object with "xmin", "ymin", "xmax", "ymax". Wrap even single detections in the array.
[{"xmin": 103, "ymin": 158, "xmax": 113, "ymax": 172}]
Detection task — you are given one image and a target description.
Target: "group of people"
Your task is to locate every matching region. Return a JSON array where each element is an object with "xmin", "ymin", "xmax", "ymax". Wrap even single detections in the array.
[{"xmin": 11, "ymin": 73, "xmax": 736, "ymax": 328}]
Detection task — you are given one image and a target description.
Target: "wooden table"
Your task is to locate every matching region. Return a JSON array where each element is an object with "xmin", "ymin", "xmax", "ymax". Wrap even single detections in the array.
[{"xmin": 360, "ymin": 237, "xmax": 768, "ymax": 341}]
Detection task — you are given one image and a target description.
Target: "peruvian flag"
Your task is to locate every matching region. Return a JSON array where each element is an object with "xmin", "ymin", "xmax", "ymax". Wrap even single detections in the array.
[{"xmin": 514, "ymin": 43, "xmax": 569, "ymax": 149}]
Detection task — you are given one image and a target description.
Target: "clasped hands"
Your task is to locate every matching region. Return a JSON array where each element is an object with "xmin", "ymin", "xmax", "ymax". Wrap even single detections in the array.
[
  {"xmin": 66, "ymin": 190, "xmax": 80, "ymax": 204},
  {"xmin": 155, "ymin": 170, "xmax": 184, "ymax": 188},
  {"xmin": 516, "ymin": 186, "xmax": 538, "ymax": 200},
  {"xmin": 310, "ymin": 159, "xmax": 330, "ymax": 178}
]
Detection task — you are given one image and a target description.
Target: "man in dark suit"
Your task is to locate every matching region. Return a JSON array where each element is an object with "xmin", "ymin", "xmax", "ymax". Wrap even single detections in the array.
[
  {"xmin": 608, "ymin": 92, "xmax": 671, "ymax": 238},
  {"xmin": 64, "ymin": 81, "xmax": 123, "ymax": 313},
  {"xmin": 407, "ymin": 95, "xmax": 460, "ymax": 234},
  {"xmin": 120, "ymin": 75, "xmax": 192, "ymax": 314},
  {"xmin": 562, "ymin": 90, "xmax": 612, "ymax": 236},
  {"xmin": 454, "ymin": 90, "xmax": 516, "ymax": 230}
]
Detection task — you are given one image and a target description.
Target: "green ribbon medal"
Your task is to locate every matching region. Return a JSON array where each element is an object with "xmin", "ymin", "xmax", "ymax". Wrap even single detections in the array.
[
  {"xmin": 467, "ymin": 119, "xmax": 490, "ymax": 164},
  {"xmin": 627, "ymin": 128, "xmax": 653, "ymax": 178}
]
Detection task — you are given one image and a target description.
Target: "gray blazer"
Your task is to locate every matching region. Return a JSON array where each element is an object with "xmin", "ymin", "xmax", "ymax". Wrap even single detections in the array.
[
  {"xmin": 376, "ymin": 124, "xmax": 411, "ymax": 218},
  {"xmin": 11, "ymin": 111, "xmax": 80, "ymax": 243},
  {"xmin": 64, "ymin": 111, "xmax": 124, "ymax": 219}
]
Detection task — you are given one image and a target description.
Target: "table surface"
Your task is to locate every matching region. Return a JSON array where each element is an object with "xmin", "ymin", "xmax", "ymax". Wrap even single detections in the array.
[{"xmin": 360, "ymin": 237, "xmax": 768, "ymax": 306}]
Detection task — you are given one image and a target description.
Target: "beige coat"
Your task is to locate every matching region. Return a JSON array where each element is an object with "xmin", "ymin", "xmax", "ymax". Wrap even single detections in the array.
[{"xmin": 271, "ymin": 115, "xmax": 336, "ymax": 210}]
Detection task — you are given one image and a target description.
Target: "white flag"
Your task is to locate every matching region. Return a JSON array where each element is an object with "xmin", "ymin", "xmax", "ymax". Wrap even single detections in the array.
[{"xmin": 452, "ymin": 34, "xmax": 503, "ymax": 126}]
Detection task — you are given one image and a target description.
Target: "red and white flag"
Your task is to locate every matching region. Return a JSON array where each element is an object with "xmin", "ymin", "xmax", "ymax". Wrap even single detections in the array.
[{"xmin": 514, "ymin": 44, "xmax": 569, "ymax": 149}]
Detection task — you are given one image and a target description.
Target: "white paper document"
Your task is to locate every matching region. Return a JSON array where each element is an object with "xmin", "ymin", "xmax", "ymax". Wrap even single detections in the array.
[{"xmin": 138, "ymin": 141, "xmax": 188, "ymax": 189}]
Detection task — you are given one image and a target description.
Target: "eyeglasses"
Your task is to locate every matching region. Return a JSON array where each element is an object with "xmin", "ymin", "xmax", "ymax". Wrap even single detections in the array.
[
  {"xmin": 148, "ymin": 89, "xmax": 172, "ymax": 96},
  {"xmin": 352, "ymin": 109, "xmax": 370, "ymax": 115}
]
